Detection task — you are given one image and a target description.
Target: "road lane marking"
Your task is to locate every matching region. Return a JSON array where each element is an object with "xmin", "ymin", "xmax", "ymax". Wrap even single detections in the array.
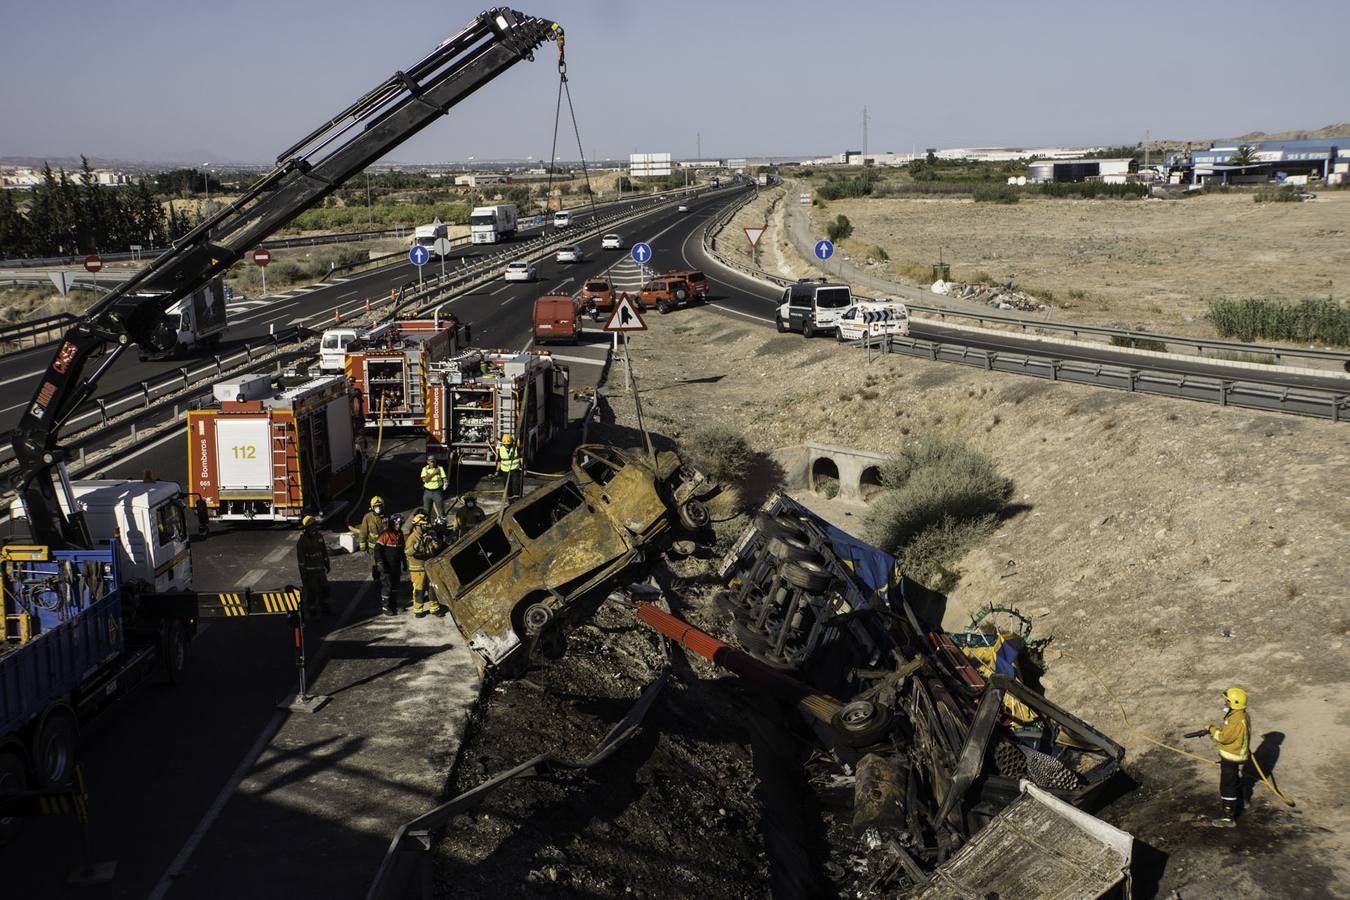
[
  {"xmin": 489, "ymin": 283, "xmax": 513, "ymax": 295},
  {"xmin": 263, "ymin": 545, "xmax": 290, "ymax": 565},
  {"xmin": 0, "ymin": 367, "xmax": 45, "ymax": 387},
  {"xmin": 710, "ymin": 303, "xmax": 774, "ymax": 324}
]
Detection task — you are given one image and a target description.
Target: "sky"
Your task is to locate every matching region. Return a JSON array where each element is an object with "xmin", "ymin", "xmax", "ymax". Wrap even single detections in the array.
[{"xmin": 1, "ymin": 0, "xmax": 1346, "ymax": 165}]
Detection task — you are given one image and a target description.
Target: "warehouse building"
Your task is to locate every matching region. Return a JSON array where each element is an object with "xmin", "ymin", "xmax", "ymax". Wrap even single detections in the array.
[
  {"xmin": 1187, "ymin": 139, "xmax": 1343, "ymax": 185},
  {"xmin": 1026, "ymin": 158, "xmax": 1134, "ymax": 183}
]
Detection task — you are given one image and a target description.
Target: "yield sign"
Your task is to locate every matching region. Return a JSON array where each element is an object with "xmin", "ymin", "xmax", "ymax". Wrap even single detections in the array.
[
  {"xmin": 602, "ymin": 294, "xmax": 648, "ymax": 333},
  {"xmin": 744, "ymin": 227, "xmax": 765, "ymax": 248}
]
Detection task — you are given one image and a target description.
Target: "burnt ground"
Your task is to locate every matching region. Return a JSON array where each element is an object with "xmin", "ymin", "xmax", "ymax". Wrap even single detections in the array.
[{"xmin": 433, "ymin": 586, "xmax": 838, "ymax": 899}]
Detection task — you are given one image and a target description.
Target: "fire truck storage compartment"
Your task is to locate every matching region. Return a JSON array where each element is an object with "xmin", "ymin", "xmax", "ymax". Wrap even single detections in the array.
[
  {"xmin": 365, "ymin": 357, "xmax": 410, "ymax": 414},
  {"xmin": 214, "ymin": 418, "xmax": 271, "ymax": 494}
]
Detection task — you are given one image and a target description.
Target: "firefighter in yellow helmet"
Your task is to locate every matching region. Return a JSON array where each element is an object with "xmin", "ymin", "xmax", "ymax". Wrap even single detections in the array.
[
  {"xmin": 405, "ymin": 509, "xmax": 446, "ymax": 618},
  {"xmin": 496, "ymin": 433, "xmax": 523, "ymax": 502},
  {"xmin": 295, "ymin": 515, "xmax": 331, "ymax": 618},
  {"xmin": 350, "ymin": 496, "xmax": 389, "ymax": 584},
  {"xmin": 1208, "ymin": 687, "xmax": 1251, "ymax": 827}
]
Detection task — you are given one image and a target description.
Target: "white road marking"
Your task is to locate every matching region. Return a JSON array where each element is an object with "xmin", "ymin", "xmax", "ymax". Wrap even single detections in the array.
[
  {"xmin": 709, "ymin": 303, "xmax": 774, "ymax": 324},
  {"xmin": 262, "ymin": 545, "xmax": 290, "ymax": 565},
  {"xmin": 238, "ymin": 568, "xmax": 268, "ymax": 588},
  {"xmin": 549, "ymin": 277, "xmax": 574, "ymax": 293},
  {"xmin": 489, "ymin": 283, "xmax": 513, "ymax": 295},
  {"xmin": 544, "ymin": 353, "xmax": 606, "ymax": 366},
  {"xmin": 0, "ymin": 367, "xmax": 45, "ymax": 387}
]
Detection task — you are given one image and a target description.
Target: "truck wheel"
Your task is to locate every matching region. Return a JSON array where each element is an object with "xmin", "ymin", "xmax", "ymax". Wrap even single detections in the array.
[
  {"xmin": 781, "ymin": 558, "xmax": 831, "ymax": 593},
  {"xmin": 658, "ymin": 301, "xmax": 672, "ymax": 315},
  {"xmin": 677, "ymin": 499, "xmax": 709, "ymax": 530},
  {"xmin": 832, "ymin": 700, "xmax": 893, "ymax": 748},
  {"xmin": 0, "ymin": 744, "xmax": 28, "ymax": 846},
  {"xmin": 162, "ymin": 619, "xmax": 189, "ymax": 685},
  {"xmin": 33, "ymin": 704, "xmax": 79, "ymax": 788},
  {"xmin": 775, "ymin": 316, "xmax": 788, "ymax": 333},
  {"xmin": 754, "ymin": 510, "xmax": 806, "ymax": 541},
  {"xmin": 802, "ymin": 321, "xmax": 815, "ymax": 339}
]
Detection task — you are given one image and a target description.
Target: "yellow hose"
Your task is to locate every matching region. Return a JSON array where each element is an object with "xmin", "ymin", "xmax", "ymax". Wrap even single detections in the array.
[
  {"xmin": 347, "ymin": 392, "xmax": 388, "ymax": 526},
  {"xmin": 1058, "ymin": 650, "xmax": 1294, "ymax": 807}
]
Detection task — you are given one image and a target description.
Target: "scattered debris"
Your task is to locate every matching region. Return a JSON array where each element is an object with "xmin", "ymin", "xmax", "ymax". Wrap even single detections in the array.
[{"xmin": 932, "ymin": 279, "xmax": 1049, "ymax": 312}]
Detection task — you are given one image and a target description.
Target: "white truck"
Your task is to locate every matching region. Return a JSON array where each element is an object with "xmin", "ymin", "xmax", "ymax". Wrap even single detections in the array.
[
  {"xmin": 413, "ymin": 220, "xmax": 449, "ymax": 252},
  {"xmin": 469, "ymin": 204, "xmax": 518, "ymax": 244},
  {"xmin": 138, "ymin": 276, "xmax": 229, "ymax": 359}
]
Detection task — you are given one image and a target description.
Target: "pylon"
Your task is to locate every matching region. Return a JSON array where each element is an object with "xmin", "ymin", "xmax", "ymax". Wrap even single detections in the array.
[
  {"xmin": 334, "ymin": 309, "xmax": 342, "ymax": 323},
  {"xmin": 364, "ymin": 298, "xmax": 371, "ymax": 312}
]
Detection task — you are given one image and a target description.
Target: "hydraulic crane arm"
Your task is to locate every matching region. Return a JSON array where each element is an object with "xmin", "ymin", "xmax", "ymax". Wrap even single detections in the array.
[{"xmin": 12, "ymin": 8, "xmax": 561, "ymax": 548}]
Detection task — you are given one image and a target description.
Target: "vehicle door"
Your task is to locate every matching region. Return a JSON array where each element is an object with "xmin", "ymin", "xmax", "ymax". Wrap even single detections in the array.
[
  {"xmin": 813, "ymin": 286, "xmax": 852, "ymax": 328},
  {"xmin": 787, "ymin": 285, "xmax": 814, "ymax": 329}
]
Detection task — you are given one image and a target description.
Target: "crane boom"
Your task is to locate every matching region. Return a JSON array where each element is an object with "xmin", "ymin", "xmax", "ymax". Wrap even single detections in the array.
[{"xmin": 11, "ymin": 7, "xmax": 561, "ymax": 548}]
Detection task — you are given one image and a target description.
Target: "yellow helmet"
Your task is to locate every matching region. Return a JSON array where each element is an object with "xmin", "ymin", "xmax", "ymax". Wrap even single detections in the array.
[
  {"xmin": 501, "ymin": 434, "xmax": 515, "ymax": 446},
  {"xmin": 1224, "ymin": 687, "xmax": 1247, "ymax": 710},
  {"xmin": 370, "ymin": 495, "xmax": 385, "ymax": 509},
  {"xmin": 301, "ymin": 515, "xmax": 316, "ymax": 527},
  {"xmin": 412, "ymin": 509, "xmax": 428, "ymax": 523}
]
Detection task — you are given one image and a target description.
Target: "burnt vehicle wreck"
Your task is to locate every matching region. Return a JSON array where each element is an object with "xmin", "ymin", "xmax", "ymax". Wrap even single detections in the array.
[{"xmin": 426, "ymin": 443, "xmax": 714, "ymax": 670}]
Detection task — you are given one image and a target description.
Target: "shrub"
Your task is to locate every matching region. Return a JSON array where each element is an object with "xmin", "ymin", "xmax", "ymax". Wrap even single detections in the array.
[
  {"xmin": 1253, "ymin": 186, "xmax": 1303, "ymax": 203},
  {"xmin": 681, "ymin": 426, "xmax": 755, "ymax": 483},
  {"xmin": 862, "ymin": 244, "xmax": 889, "ymax": 262},
  {"xmin": 1110, "ymin": 336, "xmax": 1169, "ymax": 352},
  {"xmin": 816, "ymin": 176, "xmax": 872, "ymax": 201},
  {"xmin": 973, "ymin": 184, "xmax": 1019, "ymax": 204},
  {"xmin": 1208, "ymin": 297, "xmax": 1350, "ymax": 346},
  {"xmin": 864, "ymin": 434, "xmax": 1011, "ymax": 590},
  {"xmin": 826, "ymin": 215, "xmax": 853, "ymax": 243}
]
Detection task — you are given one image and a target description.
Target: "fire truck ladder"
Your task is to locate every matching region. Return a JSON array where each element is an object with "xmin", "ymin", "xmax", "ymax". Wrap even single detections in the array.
[{"xmin": 271, "ymin": 418, "xmax": 294, "ymax": 512}]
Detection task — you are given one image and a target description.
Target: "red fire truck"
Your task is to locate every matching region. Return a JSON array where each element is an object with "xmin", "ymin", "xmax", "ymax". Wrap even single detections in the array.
[
  {"xmin": 343, "ymin": 317, "xmax": 467, "ymax": 430},
  {"xmin": 187, "ymin": 374, "xmax": 358, "ymax": 522}
]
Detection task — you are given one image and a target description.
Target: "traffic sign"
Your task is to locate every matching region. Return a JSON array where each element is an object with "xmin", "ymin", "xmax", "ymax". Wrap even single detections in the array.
[
  {"xmin": 83, "ymin": 254, "xmax": 103, "ymax": 273},
  {"xmin": 602, "ymin": 294, "xmax": 648, "ymax": 333},
  {"xmin": 252, "ymin": 247, "xmax": 271, "ymax": 266},
  {"xmin": 432, "ymin": 237, "xmax": 453, "ymax": 257},
  {"xmin": 799, "ymin": 193, "xmax": 811, "ymax": 205},
  {"xmin": 630, "ymin": 242, "xmax": 653, "ymax": 265},
  {"xmin": 409, "ymin": 245, "xmax": 431, "ymax": 267},
  {"xmin": 744, "ymin": 227, "xmax": 764, "ymax": 248},
  {"xmin": 814, "ymin": 239, "xmax": 834, "ymax": 261}
]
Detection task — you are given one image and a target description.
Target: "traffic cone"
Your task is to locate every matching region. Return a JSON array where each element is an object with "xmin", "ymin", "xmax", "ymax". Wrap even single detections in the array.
[
  {"xmin": 334, "ymin": 309, "xmax": 342, "ymax": 324},
  {"xmin": 364, "ymin": 298, "xmax": 371, "ymax": 312}
]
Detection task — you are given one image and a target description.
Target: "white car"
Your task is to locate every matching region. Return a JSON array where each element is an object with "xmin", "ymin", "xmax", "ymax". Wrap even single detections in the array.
[
  {"xmin": 601, "ymin": 234, "xmax": 623, "ymax": 250},
  {"xmin": 503, "ymin": 260, "xmax": 537, "ymax": 282},
  {"xmin": 677, "ymin": 204, "xmax": 690, "ymax": 213},
  {"xmin": 834, "ymin": 302, "xmax": 910, "ymax": 342},
  {"xmin": 555, "ymin": 245, "xmax": 584, "ymax": 263}
]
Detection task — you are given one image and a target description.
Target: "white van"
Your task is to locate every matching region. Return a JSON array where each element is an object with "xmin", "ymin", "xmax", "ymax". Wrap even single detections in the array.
[
  {"xmin": 319, "ymin": 328, "xmax": 359, "ymax": 374},
  {"xmin": 774, "ymin": 279, "xmax": 853, "ymax": 338},
  {"xmin": 553, "ymin": 210, "xmax": 572, "ymax": 228},
  {"xmin": 834, "ymin": 301, "xmax": 910, "ymax": 341}
]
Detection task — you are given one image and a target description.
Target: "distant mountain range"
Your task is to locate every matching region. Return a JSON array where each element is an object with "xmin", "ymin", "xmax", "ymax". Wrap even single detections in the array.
[{"xmin": 1228, "ymin": 123, "xmax": 1350, "ymax": 143}]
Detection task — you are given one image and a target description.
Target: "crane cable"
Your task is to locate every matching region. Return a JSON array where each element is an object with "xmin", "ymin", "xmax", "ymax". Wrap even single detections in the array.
[
  {"xmin": 1058, "ymin": 650, "xmax": 1294, "ymax": 807},
  {"xmin": 544, "ymin": 31, "xmax": 601, "ymax": 230}
]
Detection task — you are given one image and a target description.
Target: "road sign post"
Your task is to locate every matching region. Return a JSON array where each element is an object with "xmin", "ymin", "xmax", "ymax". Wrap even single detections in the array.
[
  {"xmin": 84, "ymin": 255, "xmax": 102, "ymax": 295},
  {"xmin": 252, "ymin": 246, "xmax": 271, "ymax": 296},
  {"xmin": 433, "ymin": 237, "xmax": 453, "ymax": 281},
  {"xmin": 603, "ymin": 293, "xmax": 648, "ymax": 394},
  {"xmin": 409, "ymin": 244, "xmax": 430, "ymax": 289}
]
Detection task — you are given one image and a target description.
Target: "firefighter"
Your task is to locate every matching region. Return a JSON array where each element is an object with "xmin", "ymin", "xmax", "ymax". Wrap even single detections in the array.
[
  {"xmin": 1208, "ymin": 687, "xmax": 1252, "ymax": 827},
  {"xmin": 374, "ymin": 513, "xmax": 406, "ymax": 616},
  {"xmin": 406, "ymin": 509, "xmax": 446, "ymax": 619},
  {"xmin": 496, "ymin": 433, "xmax": 523, "ymax": 502},
  {"xmin": 295, "ymin": 515, "xmax": 332, "ymax": 618},
  {"xmin": 351, "ymin": 496, "xmax": 388, "ymax": 583},
  {"xmin": 420, "ymin": 453, "xmax": 449, "ymax": 518},
  {"xmin": 452, "ymin": 494, "xmax": 486, "ymax": 539}
]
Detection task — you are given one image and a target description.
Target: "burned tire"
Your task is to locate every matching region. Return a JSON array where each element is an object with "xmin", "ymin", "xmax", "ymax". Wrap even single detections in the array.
[
  {"xmin": 0, "ymin": 744, "xmax": 27, "ymax": 847},
  {"xmin": 677, "ymin": 499, "xmax": 709, "ymax": 531},
  {"xmin": 33, "ymin": 704, "xmax": 78, "ymax": 788},
  {"xmin": 832, "ymin": 700, "xmax": 893, "ymax": 748},
  {"xmin": 781, "ymin": 559, "xmax": 831, "ymax": 593},
  {"xmin": 162, "ymin": 619, "xmax": 189, "ymax": 684},
  {"xmin": 733, "ymin": 620, "xmax": 773, "ymax": 653},
  {"xmin": 766, "ymin": 533, "xmax": 823, "ymax": 564},
  {"xmin": 522, "ymin": 602, "xmax": 553, "ymax": 637},
  {"xmin": 754, "ymin": 511, "xmax": 805, "ymax": 542}
]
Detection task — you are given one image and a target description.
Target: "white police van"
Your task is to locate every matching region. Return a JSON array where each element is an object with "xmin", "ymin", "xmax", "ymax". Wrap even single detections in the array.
[{"xmin": 774, "ymin": 279, "xmax": 853, "ymax": 338}]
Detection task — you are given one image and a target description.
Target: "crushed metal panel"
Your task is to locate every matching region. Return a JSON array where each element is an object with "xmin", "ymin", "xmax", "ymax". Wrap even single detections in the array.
[{"xmin": 915, "ymin": 781, "xmax": 1132, "ymax": 900}]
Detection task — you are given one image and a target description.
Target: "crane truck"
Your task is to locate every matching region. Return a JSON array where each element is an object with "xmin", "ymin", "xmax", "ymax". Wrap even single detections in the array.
[{"xmin": 2, "ymin": 8, "xmax": 564, "ymax": 810}]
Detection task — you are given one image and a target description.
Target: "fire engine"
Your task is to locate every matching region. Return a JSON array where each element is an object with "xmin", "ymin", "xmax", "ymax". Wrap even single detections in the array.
[
  {"xmin": 343, "ymin": 317, "xmax": 468, "ymax": 430},
  {"xmin": 187, "ymin": 374, "xmax": 358, "ymax": 522},
  {"xmin": 426, "ymin": 349, "xmax": 570, "ymax": 468}
]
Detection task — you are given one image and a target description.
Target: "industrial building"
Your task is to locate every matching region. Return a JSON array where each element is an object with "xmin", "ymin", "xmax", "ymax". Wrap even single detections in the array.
[
  {"xmin": 1180, "ymin": 139, "xmax": 1345, "ymax": 186},
  {"xmin": 1026, "ymin": 158, "xmax": 1135, "ymax": 184}
]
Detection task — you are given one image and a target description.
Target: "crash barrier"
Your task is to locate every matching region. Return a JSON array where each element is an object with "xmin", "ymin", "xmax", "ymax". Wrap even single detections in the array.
[
  {"xmin": 769, "ymin": 442, "xmax": 889, "ymax": 503},
  {"xmin": 0, "ymin": 328, "xmax": 308, "ymax": 507},
  {"xmin": 876, "ymin": 334, "xmax": 1349, "ymax": 422},
  {"xmin": 364, "ymin": 670, "xmax": 669, "ymax": 900},
  {"xmin": 0, "ymin": 312, "xmax": 78, "ymax": 350},
  {"xmin": 701, "ymin": 192, "xmax": 1350, "ymax": 421}
]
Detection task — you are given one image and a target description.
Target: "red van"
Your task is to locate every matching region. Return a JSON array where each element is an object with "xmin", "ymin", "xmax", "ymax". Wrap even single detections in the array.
[{"xmin": 532, "ymin": 294, "xmax": 581, "ymax": 345}]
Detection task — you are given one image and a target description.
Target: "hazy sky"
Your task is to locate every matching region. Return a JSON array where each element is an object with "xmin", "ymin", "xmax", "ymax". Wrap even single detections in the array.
[{"xmin": 2, "ymin": 0, "xmax": 1346, "ymax": 164}]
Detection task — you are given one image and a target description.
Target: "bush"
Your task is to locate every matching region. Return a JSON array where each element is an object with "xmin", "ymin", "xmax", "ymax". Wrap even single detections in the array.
[
  {"xmin": 681, "ymin": 426, "xmax": 755, "ymax": 483},
  {"xmin": 864, "ymin": 435, "xmax": 1011, "ymax": 590},
  {"xmin": 1035, "ymin": 182, "xmax": 1147, "ymax": 200},
  {"xmin": 1208, "ymin": 297, "xmax": 1350, "ymax": 346},
  {"xmin": 972, "ymin": 184, "xmax": 1019, "ymax": 204},
  {"xmin": 816, "ymin": 176, "xmax": 872, "ymax": 201},
  {"xmin": 826, "ymin": 214, "xmax": 853, "ymax": 243},
  {"xmin": 1110, "ymin": 336, "xmax": 1168, "ymax": 352},
  {"xmin": 862, "ymin": 244, "xmax": 889, "ymax": 262},
  {"xmin": 1253, "ymin": 185, "xmax": 1303, "ymax": 203}
]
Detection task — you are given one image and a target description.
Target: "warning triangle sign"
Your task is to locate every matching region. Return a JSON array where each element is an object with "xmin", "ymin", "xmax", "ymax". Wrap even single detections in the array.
[
  {"xmin": 602, "ymin": 294, "xmax": 648, "ymax": 333},
  {"xmin": 744, "ymin": 227, "xmax": 765, "ymax": 247}
]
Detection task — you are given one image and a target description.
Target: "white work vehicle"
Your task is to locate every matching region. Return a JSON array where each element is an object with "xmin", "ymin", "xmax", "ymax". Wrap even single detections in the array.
[
  {"xmin": 413, "ymin": 220, "xmax": 448, "ymax": 251},
  {"xmin": 137, "ymin": 276, "xmax": 229, "ymax": 359},
  {"xmin": 470, "ymin": 205, "xmax": 517, "ymax": 244},
  {"xmin": 601, "ymin": 233, "xmax": 623, "ymax": 250},
  {"xmin": 834, "ymin": 300, "xmax": 910, "ymax": 341},
  {"xmin": 774, "ymin": 279, "xmax": 853, "ymax": 338},
  {"xmin": 9, "ymin": 480, "xmax": 193, "ymax": 593},
  {"xmin": 552, "ymin": 210, "xmax": 572, "ymax": 228},
  {"xmin": 319, "ymin": 327, "xmax": 359, "ymax": 373}
]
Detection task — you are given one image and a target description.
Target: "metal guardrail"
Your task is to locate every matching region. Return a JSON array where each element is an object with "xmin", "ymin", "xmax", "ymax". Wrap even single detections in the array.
[
  {"xmin": 702, "ymin": 190, "xmax": 1348, "ymax": 422},
  {"xmin": 0, "ymin": 312, "xmax": 78, "ymax": 348}
]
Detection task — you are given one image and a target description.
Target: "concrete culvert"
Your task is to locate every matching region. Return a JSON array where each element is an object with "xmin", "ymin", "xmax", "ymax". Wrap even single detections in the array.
[
  {"xmin": 860, "ymin": 465, "xmax": 884, "ymax": 502},
  {"xmin": 810, "ymin": 456, "xmax": 840, "ymax": 498}
]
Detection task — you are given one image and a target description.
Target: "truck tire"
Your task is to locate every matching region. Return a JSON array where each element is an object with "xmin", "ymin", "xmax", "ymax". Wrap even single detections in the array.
[
  {"xmin": 766, "ymin": 533, "xmax": 823, "ymax": 564},
  {"xmin": 33, "ymin": 704, "xmax": 79, "ymax": 788},
  {"xmin": 754, "ymin": 510, "xmax": 806, "ymax": 541},
  {"xmin": 162, "ymin": 619, "xmax": 189, "ymax": 685},
  {"xmin": 677, "ymin": 499, "xmax": 709, "ymax": 530},
  {"xmin": 802, "ymin": 321, "xmax": 815, "ymax": 339},
  {"xmin": 781, "ymin": 558, "xmax": 831, "ymax": 593},
  {"xmin": 0, "ymin": 743, "xmax": 28, "ymax": 846},
  {"xmin": 775, "ymin": 316, "xmax": 788, "ymax": 333}
]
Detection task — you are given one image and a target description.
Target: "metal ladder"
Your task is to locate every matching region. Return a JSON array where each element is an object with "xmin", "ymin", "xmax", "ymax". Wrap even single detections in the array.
[{"xmin": 271, "ymin": 418, "xmax": 292, "ymax": 509}]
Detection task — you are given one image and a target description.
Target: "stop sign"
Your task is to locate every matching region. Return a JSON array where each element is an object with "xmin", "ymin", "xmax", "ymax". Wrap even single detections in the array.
[
  {"xmin": 84, "ymin": 254, "xmax": 103, "ymax": 273},
  {"xmin": 252, "ymin": 247, "xmax": 271, "ymax": 266}
]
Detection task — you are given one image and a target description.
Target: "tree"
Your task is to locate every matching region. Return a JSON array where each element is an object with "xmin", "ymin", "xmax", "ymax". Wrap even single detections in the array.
[
  {"xmin": 826, "ymin": 214, "xmax": 852, "ymax": 243},
  {"xmin": 1230, "ymin": 145, "xmax": 1259, "ymax": 167}
]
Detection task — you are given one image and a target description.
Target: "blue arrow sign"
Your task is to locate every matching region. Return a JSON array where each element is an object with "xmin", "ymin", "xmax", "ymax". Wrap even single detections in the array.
[
  {"xmin": 409, "ymin": 245, "xmax": 430, "ymax": 267},
  {"xmin": 630, "ymin": 242, "xmax": 653, "ymax": 265},
  {"xmin": 814, "ymin": 239, "xmax": 834, "ymax": 261}
]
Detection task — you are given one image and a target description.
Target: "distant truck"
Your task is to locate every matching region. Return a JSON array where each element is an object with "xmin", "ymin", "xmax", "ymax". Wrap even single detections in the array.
[
  {"xmin": 187, "ymin": 374, "xmax": 358, "ymax": 523},
  {"xmin": 413, "ymin": 220, "xmax": 449, "ymax": 252},
  {"xmin": 138, "ymin": 275, "xmax": 229, "ymax": 359},
  {"xmin": 469, "ymin": 205, "xmax": 518, "ymax": 244},
  {"xmin": 757, "ymin": 173, "xmax": 771, "ymax": 187}
]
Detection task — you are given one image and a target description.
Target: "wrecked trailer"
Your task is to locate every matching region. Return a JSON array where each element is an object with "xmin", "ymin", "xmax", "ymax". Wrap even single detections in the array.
[
  {"xmin": 425, "ymin": 444, "xmax": 713, "ymax": 670},
  {"xmin": 685, "ymin": 493, "xmax": 1128, "ymax": 893}
]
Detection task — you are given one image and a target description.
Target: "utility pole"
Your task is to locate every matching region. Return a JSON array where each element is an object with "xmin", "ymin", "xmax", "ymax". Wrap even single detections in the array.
[
  {"xmin": 862, "ymin": 106, "xmax": 869, "ymax": 188},
  {"xmin": 697, "ymin": 131, "xmax": 701, "ymax": 163}
]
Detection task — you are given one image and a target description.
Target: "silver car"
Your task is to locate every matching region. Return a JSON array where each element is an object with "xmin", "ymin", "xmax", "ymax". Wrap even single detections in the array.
[{"xmin": 555, "ymin": 245, "xmax": 585, "ymax": 263}]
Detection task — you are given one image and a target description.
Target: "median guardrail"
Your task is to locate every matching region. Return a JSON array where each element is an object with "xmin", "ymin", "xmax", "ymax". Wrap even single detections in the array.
[{"xmin": 0, "ymin": 312, "xmax": 79, "ymax": 351}]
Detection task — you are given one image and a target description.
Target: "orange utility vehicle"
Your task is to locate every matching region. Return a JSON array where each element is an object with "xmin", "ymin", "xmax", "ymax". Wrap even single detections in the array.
[
  {"xmin": 637, "ymin": 274, "xmax": 692, "ymax": 315},
  {"xmin": 532, "ymin": 295, "xmax": 581, "ymax": 345},
  {"xmin": 343, "ymin": 317, "xmax": 467, "ymax": 430}
]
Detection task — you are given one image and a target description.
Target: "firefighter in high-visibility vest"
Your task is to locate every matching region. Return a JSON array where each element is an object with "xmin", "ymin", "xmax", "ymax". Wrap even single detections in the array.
[
  {"xmin": 496, "ymin": 434, "xmax": 523, "ymax": 502},
  {"xmin": 405, "ymin": 509, "xmax": 446, "ymax": 618},
  {"xmin": 1208, "ymin": 687, "xmax": 1252, "ymax": 827},
  {"xmin": 420, "ymin": 453, "xmax": 449, "ymax": 518}
]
